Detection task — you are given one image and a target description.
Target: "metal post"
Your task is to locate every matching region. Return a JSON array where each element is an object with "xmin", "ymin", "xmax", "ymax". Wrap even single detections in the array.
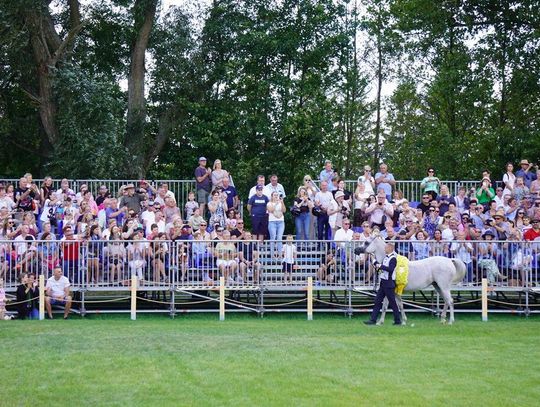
[
  {"xmin": 481, "ymin": 278, "xmax": 488, "ymax": 322},
  {"xmin": 307, "ymin": 276, "xmax": 313, "ymax": 321},
  {"xmin": 219, "ymin": 276, "xmax": 225, "ymax": 321},
  {"xmin": 131, "ymin": 274, "xmax": 137, "ymax": 321},
  {"xmin": 39, "ymin": 274, "xmax": 45, "ymax": 321}
]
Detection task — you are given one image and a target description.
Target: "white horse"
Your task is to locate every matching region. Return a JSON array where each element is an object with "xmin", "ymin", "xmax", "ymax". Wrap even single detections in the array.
[{"xmin": 357, "ymin": 236, "xmax": 466, "ymax": 325}]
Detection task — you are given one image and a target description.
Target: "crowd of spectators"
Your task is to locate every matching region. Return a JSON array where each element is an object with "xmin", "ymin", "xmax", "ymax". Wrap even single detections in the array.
[{"xmin": 0, "ymin": 157, "xmax": 539, "ymax": 300}]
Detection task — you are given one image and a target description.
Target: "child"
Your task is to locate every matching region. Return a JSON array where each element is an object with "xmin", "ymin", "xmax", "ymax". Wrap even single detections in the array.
[
  {"xmin": 282, "ymin": 235, "xmax": 297, "ymax": 284},
  {"xmin": 184, "ymin": 191, "xmax": 199, "ymax": 220},
  {"xmin": 188, "ymin": 207, "xmax": 204, "ymax": 232},
  {"xmin": 318, "ymin": 250, "xmax": 336, "ymax": 284},
  {"xmin": 225, "ymin": 209, "xmax": 237, "ymax": 231}
]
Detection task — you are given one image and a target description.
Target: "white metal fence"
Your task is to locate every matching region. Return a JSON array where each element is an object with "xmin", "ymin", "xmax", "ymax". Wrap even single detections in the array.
[{"xmin": 2, "ymin": 238, "xmax": 538, "ymax": 292}]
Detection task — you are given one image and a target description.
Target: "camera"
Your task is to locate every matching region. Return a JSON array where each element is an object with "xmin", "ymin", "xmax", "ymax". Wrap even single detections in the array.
[{"xmin": 279, "ymin": 193, "xmax": 283, "ymax": 199}]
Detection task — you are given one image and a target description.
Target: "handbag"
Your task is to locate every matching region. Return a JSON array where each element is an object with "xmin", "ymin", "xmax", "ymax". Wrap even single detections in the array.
[{"xmin": 290, "ymin": 205, "xmax": 301, "ymax": 216}]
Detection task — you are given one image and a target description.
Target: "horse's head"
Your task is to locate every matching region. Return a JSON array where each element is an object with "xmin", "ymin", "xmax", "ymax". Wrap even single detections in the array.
[{"xmin": 354, "ymin": 235, "xmax": 386, "ymax": 263}]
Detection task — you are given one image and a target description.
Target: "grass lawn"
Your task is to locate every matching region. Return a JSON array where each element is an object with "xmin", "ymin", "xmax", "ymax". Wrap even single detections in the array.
[{"xmin": 1, "ymin": 313, "xmax": 539, "ymax": 406}]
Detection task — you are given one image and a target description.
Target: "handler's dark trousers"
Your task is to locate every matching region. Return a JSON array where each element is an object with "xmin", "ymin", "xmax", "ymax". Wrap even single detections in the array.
[{"xmin": 369, "ymin": 284, "xmax": 401, "ymax": 324}]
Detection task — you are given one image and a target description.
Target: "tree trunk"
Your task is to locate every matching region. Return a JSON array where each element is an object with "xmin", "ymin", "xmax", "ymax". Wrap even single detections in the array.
[
  {"xmin": 125, "ymin": 0, "xmax": 158, "ymax": 178},
  {"xmin": 373, "ymin": 30, "xmax": 383, "ymax": 169}
]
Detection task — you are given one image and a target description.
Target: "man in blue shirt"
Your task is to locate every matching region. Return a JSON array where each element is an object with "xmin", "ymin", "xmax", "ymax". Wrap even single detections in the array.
[
  {"xmin": 247, "ymin": 186, "xmax": 269, "ymax": 241},
  {"xmin": 375, "ymin": 163, "xmax": 396, "ymax": 201},
  {"xmin": 222, "ymin": 176, "xmax": 238, "ymax": 210},
  {"xmin": 516, "ymin": 159, "xmax": 537, "ymax": 188},
  {"xmin": 319, "ymin": 160, "xmax": 337, "ymax": 192},
  {"xmin": 364, "ymin": 241, "xmax": 402, "ymax": 325}
]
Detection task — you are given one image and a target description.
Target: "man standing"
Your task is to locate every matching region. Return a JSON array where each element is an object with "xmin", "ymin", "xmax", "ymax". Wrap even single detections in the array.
[
  {"xmin": 314, "ymin": 181, "xmax": 334, "ymax": 240},
  {"xmin": 364, "ymin": 241, "xmax": 402, "ymax": 326},
  {"xmin": 266, "ymin": 174, "xmax": 286, "ymax": 198},
  {"xmin": 319, "ymin": 160, "xmax": 337, "ymax": 192},
  {"xmin": 195, "ymin": 157, "xmax": 212, "ymax": 214},
  {"xmin": 119, "ymin": 184, "xmax": 146, "ymax": 214},
  {"xmin": 516, "ymin": 159, "xmax": 537, "ymax": 188},
  {"xmin": 247, "ymin": 185, "xmax": 269, "ymax": 241},
  {"xmin": 375, "ymin": 163, "xmax": 396, "ymax": 201},
  {"xmin": 45, "ymin": 267, "xmax": 72, "ymax": 319},
  {"xmin": 248, "ymin": 175, "xmax": 271, "ymax": 199},
  {"xmin": 222, "ymin": 176, "xmax": 239, "ymax": 210}
]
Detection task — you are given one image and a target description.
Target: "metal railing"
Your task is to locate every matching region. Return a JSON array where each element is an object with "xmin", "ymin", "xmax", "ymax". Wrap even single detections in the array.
[
  {"xmin": 1, "ymin": 178, "xmax": 493, "ymax": 204},
  {"xmin": 2, "ymin": 238, "xmax": 538, "ymax": 292}
]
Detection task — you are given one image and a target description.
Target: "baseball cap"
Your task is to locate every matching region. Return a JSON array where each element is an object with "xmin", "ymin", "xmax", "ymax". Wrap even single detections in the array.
[
  {"xmin": 256, "ymin": 185, "xmax": 263, "ymax": 190},
  {"xmin": 198, "ymin": 156, "xmax": 207, "ymax": 161}
]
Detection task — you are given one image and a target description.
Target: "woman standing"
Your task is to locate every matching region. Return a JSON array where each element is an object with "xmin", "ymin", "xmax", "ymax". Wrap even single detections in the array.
[
  {"xmin": 502, "ymin": 162, "xmax": 516, "ymax": 198},
  {"xmin": 420, "ymin": 168, "xmax": 441, "ymax": 199},
  {"xmin": 353, "ymin": 181, "xmax": 369, "ymax": 228},
  {"xmin": 16, "ymin": 272, "xmax": 39, "ymax": 319},
  {"xmin": 211, "ymin": 159, "xmax": 230, "ymax": 191},
  {"xmin": 208, "ymin": 190, "xmax": 228, "ymax": 232},
  {"xmin": 267, "ymin": 192, "xmax": 286, "ymax": 257},
  {"xmin": 293, "ymin": 187, "xmax": 313, "ymax": 241},
  {"xmin": 436, "ymin": 185, "xmax": 455, "ymax": 216}
]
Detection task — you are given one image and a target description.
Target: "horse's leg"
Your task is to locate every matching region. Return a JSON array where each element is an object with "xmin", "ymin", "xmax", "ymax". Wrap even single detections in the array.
[
  {"xmin": 377, "ymin": 297, "xmax": 388, "ymax": 325},
  {"xmin": 440, "ymin": 288, "xmax": 455, "ymax": 325},
  {"xmin": 396, "ymin": 295, "xmax": 407, "ymax": 325},
  {"xmin": 433, "ymin": 284, "xmax": 448, "ymax": 324}
]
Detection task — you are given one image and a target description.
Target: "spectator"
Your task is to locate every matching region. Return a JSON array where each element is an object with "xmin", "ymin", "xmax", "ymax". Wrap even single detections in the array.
[
  {"xmin": 195, "ymin": 157, "xmax": 212, "ymax": 214},
  {"xmin": 358, "ymin": 165, "xmax": 375, "ymax": 195},
  {"xmin": 215, "ymin": 230, "xmax": 238, "ymax": 284},
  {"xmin": 314, "ymin": 181, "xmax": 334, "ymax": 240},
  {"xmin": 15, "ymin": 176, "xmax": 40, "ymax": 212},
  {"xmin": 141, "ymin": 202, "xmax": 156, "ymax": 236},
  {"xmin": 334, "ymin": 179, "xmax": 352, "ymax": 203},
  {"xmin": 504, "ymin": 197, "xmax": 520, "ymax": 221},
  {"xmin": 331, "ymin": 190, "xmax": 350, "ymax": 236},
  {"xmin": 184, "ymin": 191, "xmax": 199, "ymax": 220},
  {"xmin": 292, "ymin": 187, "xmax": 313, "ymax": 241},
  {"xmin": 530, "ymin": 169, "xmax": 540, "ymax": 195},
  {"xmin": 39, "ymin": 176, "xmax": 54, "ymax": 205},
  {"xmin": 45, "ymin": 266, "xmax": 72, "ymax": 319},
  {"xmin": 188, "ymin": 207, "xmax": 205, "ymax": 232},
  {"xmin": 454, "ymin": 186, "xmax": 470, "ymax": 214},
  {"xmin": 523, "ymin": 218, "xmax": 540, "ymax": 241},
  {"xmin": 512, "ymin": 177, "xmax": 529, "ymax": 202},
  {"xmin": 106, "ymin": 197, "xmax": 125, "ymax": 227},
  {"xmin": 333, "ymin": 218, "xmax": 353, "ymax": 246},
  {"xmin": 475, "ymin": 177, "xmax": 495, "ymax": 208},
  {"xmin": 162, "ymin": 196, "xmax": 181, "ymax": 225},
  {"xmin": 319, "ymin": 160, "xmax": 337, "ymax": 192},
  {"xmin": 95, "ymin": 185, "xmax": 110, "ymax": 207},
  {"xmin": 16, "ymin": 272, "xmax": 39, "ymax": 320},
  {"xmin": 515, "ymin": 159, "xmax": 537, "ymax": 188},
  {"xmin": 157, "ymin": 182, "xmax": 175, "ymax": 204},
  {"xmin": 119, "ymin": 184, "xmax": 145, "ymax": 214},
  {"xmin": 267, "ymin": 192, "xmax": 286, "ymax": 256},
  {"xmin": 0, "ymin": 186, "xmax": 15, "ymax": 211},
  {"xmin": 478, "ymin": 230, "xmax": 505, "ymax": 284},
  {"xmin": 420, "ymin": 168, "xmax": 441, "ymax": 199},
  {"xmin": 365, "ymin": 192, "xmax": 394, "ymax": 230},
  {"xmin": 248, "ymin": 175, "xmax": 271, "ymax": 199},
  {"xmin": 450, "ymin": 231, "xmax": 474, "ymax": 283},
  {"xmin": 502, "ymin": 162, "xmax": 516, "ymax": 198},
  {"xmin": 266, "ymin": 174, "xmax": 286, "ymax": 198},
  {"xmin": 436, "ymin": 185, "xmax": 455, "ymax": 216},
  {"xmin": 247, "ymin": 185, "xmax": 269, "ymax": 241},
  {"xmin": 211, "ymin": 159, "xmax": 229, "ymax": 191},
  {"xmin": 61, "ymin": 226, "xmax": 80, "ymax": 283},
  {"xmin": 375, "ymin": 163, "xmax": 396, "ymax": 201},
  {"xmin": 230, "ymin": 218, "xmax": 247, "ymax": 240},
  {"xmin": 493, "ymin": 186, "xmax": 505, "ymax": 209},
  {"xmin": 417, "ymin": 194, "xmax": 433, "ymax": 215},
  {"xmin": 423, "ymin": 206, "xmax": 441, "ymax": 238},
  {"xmin": 221, "ymin": 177, "xmax": 239, "ymax": 211},
  {"xmin": 238, "ymin": 232, "xmax": 260, "ymax": 283},
  {"xmin": 54, "ymin": 178, "xmax": 75, "ymax": 201},
  {"xmin": 412, "ymin": 230, "xmax": 430, "ymax": 260},
  {"xmin": 302, "ymin": 174, "xmax": 319, "ymax": 199},
  {"xmin": 353, "ymin": 181, "xmax": 369, "ymax": 228},
  {"xmin": 208, "ymin": 189, "xmax": 227, "ymax": 232},
  {"xmin": 281, "ymin": 235, "xmax": 297, "ymax": 284}
]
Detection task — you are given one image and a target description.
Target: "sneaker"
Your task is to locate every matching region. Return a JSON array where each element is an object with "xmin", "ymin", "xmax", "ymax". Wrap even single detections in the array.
[
  {"xmin": 363, "ymin": 320, "xmax": 376, "ymax": 325},
  {"xmin": 393, "ymin": 321, "xmax": 402, "ymax": 326}
]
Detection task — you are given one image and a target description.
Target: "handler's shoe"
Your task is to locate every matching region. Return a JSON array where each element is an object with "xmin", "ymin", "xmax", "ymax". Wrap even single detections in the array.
[
  {"xmin": 363, "ymin": 320, "xmax": 376, "ymax": 325},
  {"xmin": 393, "ymin": 321, "xmax": 402, "ymax": 325}
]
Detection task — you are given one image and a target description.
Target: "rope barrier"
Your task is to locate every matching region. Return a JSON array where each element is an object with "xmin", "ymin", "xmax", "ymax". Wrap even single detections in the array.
[
  {"xmin": 70, "ymin": 297, "xmax": 131, "ymax": 304},
  {"xmin": 263, "ymin": 298, "xmax": 307, "ymax": 307},
  {"xmin": 135, "ymin": 296, "xmax": 213, "ymax": 306},
  {"xmin": 4, "ymin": 297, "xmax": 34, "ymax": 306}
]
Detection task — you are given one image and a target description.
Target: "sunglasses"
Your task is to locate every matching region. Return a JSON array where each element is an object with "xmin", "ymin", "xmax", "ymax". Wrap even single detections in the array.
[
  {"xmin": 429, "ymin": 209, "xmax": 436, "ymax": 212},
  {"xmin": 428, "ymin": 170, "xmax": 434, "ymax": 173}
]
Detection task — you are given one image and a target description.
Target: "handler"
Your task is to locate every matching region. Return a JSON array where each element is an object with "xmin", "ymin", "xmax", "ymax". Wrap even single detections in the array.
[{"xmin": 364, "ymin": 240, "xmax": 402, "ymax": 325}]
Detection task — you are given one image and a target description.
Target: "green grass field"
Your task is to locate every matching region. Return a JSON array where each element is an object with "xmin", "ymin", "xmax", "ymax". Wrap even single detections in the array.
[{"xmin": 1, "ymin": 313, "xmax": 539, "ymax": 406}]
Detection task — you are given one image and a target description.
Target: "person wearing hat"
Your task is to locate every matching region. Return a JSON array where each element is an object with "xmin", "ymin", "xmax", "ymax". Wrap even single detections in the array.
[
  {"xmin": 491, "ymin": 210, "xmax": 510, "ymax": 240},
  {"xmin": 475, "ymin": 177, "xmax": 495, "ymax": 208},
  {"xmin": 478, "ymin": 229, "xmax": 506, "ymax": 284},
  {"xmin": 119, "ymin": 183, "xmax": 146, "ymax": 214},
  {"xmin": 516, "ymin": 159, "xmax": 537, "ymax": 189},
  {"xmin": 358, "ymin": 165, "xmax": 376, "ymax": 195},
  {"xmin": 247, "ymin": 185, "xmax": 269, "ymax": 241},
  {"xmin": 330, "ymin": 190, "xmax": 350, "ymax": 237},
  {"xmin": 195, "ymin": 156, "xmax": 212, "ymax": 214},
  {"xmin": 364, "ymin": 240, "xmax": 402, "ymax": 325}
]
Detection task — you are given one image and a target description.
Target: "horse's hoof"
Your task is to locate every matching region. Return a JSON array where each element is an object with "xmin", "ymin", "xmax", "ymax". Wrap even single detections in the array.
[
  {"xmin": 440, "ymin": 319, "xmax": 447, "ymax": 325},
  {"xmin": 376, "ymin": 321, "xmax": 384, "ymax": 326},
  {"xmin": 401, "ymin": 321, "xmax": 407, "ymax": 326}
]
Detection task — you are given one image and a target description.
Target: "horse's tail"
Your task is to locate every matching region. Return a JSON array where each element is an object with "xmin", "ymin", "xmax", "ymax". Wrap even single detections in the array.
[{"xmin": 450, "ymin": 259, "xmax": 467, "ymax": 284}]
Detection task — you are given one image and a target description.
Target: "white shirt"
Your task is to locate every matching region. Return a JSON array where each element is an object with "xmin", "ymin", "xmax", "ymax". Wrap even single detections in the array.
[
  {"xmin": 141, "ymin": 210, "xmax": 156, "ymax": 234},
  {"xmin": 314, "ymin": 191, "xmax": 334, "ymax": 210},
  {"xmin": 46, "ymin": 275, "xmax": 70, "ymax": 298},
  {"xmin": 265, "ymin": 183, "xmax": 286, "ymax": 198},
  {"xmin": 333, "ymin": 228, "xmax": 353, "ymax": 247},
  {"xmin": 0, "ymin": 196, "xmax": 15, "ymax": 211},
  {"xmin": 282, "ymin": 244, "xmax": 297, "ymax": 264}
]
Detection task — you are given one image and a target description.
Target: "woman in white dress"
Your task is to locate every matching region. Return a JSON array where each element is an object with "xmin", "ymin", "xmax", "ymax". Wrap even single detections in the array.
[{"xmin": 502, "ymin": 162, "xmax": 516, "ymax": 198}]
